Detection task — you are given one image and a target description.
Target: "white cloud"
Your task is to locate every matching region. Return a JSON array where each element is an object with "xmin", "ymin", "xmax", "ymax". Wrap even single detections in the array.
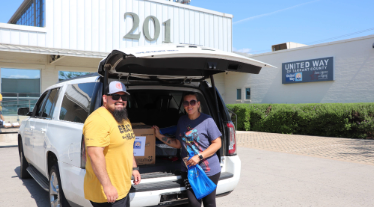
[
  {"xmin": 6, "ymin": 75, "xmax": 34, "ymax": 79},
  {"xmin": 234, "ymin": 0, "xmax": 321, "ymax": 25},
  {"xmin": 233, "ymin": 48, "xmax": 252, "ymax": 55},
  {"xmin": 235, "ymin": 48, "xmax": 252, "ymax": 53}
]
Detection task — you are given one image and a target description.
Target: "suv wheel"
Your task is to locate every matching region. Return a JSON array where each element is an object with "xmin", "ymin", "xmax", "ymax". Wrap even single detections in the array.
[
  {"xmin": 19, "ymin": 143, "xmax": 31, "ymax": 179},
  {"xmin": 49, "ymin": 164, "xmax": 70, "ymax": 207}
]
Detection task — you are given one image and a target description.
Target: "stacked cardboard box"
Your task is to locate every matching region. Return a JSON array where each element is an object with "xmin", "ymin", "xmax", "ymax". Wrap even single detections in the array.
[{"xmin": 132, "ymin": 123, "xmax": 156, "ymax": 165}]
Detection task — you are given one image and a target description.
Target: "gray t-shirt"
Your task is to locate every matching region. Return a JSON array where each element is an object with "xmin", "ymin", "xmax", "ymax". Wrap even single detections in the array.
[{"xmin": 176, "ymin": 113, "xmax": 222, "ymax": 176}]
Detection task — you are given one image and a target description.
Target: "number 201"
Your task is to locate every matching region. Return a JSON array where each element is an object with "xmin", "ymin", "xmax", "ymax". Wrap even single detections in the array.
[{"xmin": 124, "ymin": 12, "xmax": 171, "ymax": 43}]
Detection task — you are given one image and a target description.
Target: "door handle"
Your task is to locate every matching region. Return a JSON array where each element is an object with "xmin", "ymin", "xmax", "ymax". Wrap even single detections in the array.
[
  {"xmin": 30, "ymin": 126, "xmax": 35, "ymax": 130},
  {"xmin": 41, "ymin": 128, "xmax": 47, "ymax": 133}
]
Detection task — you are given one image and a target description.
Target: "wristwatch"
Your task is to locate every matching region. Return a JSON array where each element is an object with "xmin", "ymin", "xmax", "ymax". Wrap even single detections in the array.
[
  {"xmin": 198, "ymin": 153, "xmax": 204, "ymax": 160},
  {"xmin": 133, "ymin": 167, "xmax": 139, "ymax": 171}
]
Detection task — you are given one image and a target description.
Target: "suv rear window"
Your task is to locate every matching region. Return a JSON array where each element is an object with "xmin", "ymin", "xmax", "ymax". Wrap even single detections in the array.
[
  {"xmin": 59, "ymin": 83, "xmax": 97, "ymax": 123},
  {"xmin": 127, "ymin": 89, "xmax": 210, "ymax": 128}
]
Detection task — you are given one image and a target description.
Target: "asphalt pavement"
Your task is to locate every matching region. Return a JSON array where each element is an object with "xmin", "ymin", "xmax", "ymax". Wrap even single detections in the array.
[{"xmin": 1, "ymin": 131, "xmax": 374, "ymax": 206}]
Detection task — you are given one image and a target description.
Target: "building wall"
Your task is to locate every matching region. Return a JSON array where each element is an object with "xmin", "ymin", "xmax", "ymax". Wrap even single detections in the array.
[
  {"xmin": 45, "ymin": 0, "xmax": 232, "ymax": 52},
  {"xmin": 0, "ymin": 51, "xmax": 100, "ymax": 93},
  {"xmin": 0, "ymin": 23, "xmax": 46, "ymax": 47},
  {"xmin": 225, "ymin": 35, "xmax": 374, "ymax": 104}
]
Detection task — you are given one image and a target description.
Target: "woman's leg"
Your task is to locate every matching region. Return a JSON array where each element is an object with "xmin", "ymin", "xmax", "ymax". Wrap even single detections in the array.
[
  {"xmin": 181, "ymin": 172, "xmax": 202, "ymax": 207},
  {"xmin": 202, "ymin": 172, "xmax": 221, "ymax": 207}
]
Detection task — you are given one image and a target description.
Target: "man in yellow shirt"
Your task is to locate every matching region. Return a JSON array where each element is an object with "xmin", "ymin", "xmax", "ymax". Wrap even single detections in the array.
[{"xmin": 83, "ymin": 81, "xmax": 141, "ymax": 206}]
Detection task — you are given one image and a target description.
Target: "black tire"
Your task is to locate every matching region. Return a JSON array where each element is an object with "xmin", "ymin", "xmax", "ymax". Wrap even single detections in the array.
[
  {"xmin": 19, "ymin": 142, "xmax": 31, "ymax": 179},
  {"xmin": 49, "ymin": 164, "xmax": 70, "ymax": 207}
]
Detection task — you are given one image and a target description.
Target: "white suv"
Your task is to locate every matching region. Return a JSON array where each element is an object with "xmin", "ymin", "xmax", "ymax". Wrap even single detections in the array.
[{"xmin": 17, "ymin": 45, "xmax": 272, "ymax": 207}]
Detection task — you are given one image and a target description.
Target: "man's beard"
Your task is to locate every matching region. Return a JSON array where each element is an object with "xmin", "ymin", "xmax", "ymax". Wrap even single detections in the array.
[{"xmin": 109, "ymin": 107, "xmax": 128, "ymax": 123}]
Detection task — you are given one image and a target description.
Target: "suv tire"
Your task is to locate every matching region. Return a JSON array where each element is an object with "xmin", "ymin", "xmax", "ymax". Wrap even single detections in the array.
[
  {"xmin": 19, "ymin": 142, "xmax": 31, "ymax": 179},
  {"xmin": 50, "ymin": 164, "xmax": 70, "ymax": 207}
]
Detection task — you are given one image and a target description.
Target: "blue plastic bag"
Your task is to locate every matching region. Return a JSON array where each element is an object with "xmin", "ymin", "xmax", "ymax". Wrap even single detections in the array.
[{"xmin": 187, "ymin": 153, "xmax": 217, "ymax": 200}]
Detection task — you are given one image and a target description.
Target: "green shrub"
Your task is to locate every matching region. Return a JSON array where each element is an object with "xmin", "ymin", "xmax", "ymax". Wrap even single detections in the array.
[
  {"xmin": 226, "ymin": 103, "xmax": 374, "ymax": 139},
  {"xmin": 226, "ymin": 104, "xmax": 250, "ymax": 131}
]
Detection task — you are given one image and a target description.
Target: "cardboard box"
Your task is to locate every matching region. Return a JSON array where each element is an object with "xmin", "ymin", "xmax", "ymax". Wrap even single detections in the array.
[{"xmin": 132, "ymin": 123, "xmax": 156, "ymax": 165}]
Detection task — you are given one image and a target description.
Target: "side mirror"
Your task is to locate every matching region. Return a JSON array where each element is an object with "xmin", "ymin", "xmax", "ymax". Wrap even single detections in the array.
[{"xmin": 18, "ymin": 107, "xmax": 30, "ymax": 116}]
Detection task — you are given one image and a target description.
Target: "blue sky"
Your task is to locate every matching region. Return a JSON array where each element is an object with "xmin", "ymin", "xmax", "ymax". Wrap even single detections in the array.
[{"xmin": 1, "ymin": 0, "xmax": 373, "ymax": 54}]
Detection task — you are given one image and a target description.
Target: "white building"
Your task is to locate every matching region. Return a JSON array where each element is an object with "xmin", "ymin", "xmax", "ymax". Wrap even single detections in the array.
[
  {"xmin": 0, "ymin": 0, "xmax": 233, "ymax": 118},
  {"xmin": 225, "ymin": 34, "xmax": 374, "ymax": 104}
]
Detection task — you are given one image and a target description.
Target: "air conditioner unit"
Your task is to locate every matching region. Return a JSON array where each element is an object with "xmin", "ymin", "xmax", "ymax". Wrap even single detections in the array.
[
  {"xmin": 271, "ymin": 42, "xmax": 307, "ymax": 52},
  {"xmin": 174, "ymin": 0, "xmax": 191, "ymax": 4}
]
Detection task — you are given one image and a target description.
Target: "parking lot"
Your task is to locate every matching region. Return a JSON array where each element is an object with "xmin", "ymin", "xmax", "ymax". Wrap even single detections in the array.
[{"xmin": 1, "ymin": 131, "xmax": 374, "ymax": 206}]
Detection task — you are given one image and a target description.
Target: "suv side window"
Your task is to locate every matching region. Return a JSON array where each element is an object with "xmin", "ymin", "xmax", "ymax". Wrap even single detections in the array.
[
  {"xmin": 59, "ymin": 83, "xmax": 97, "ymax": 123},
  {"xmin": 34, "ymin": 91, "xmax": 49, "ymax": 117},
  {"xmin": 41, "ymin": 88, "xmax": 60, "ymax": 119}
]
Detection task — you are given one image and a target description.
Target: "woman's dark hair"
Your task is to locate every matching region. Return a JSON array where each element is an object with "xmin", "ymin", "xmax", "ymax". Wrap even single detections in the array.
[{"xmin": 183, "ymin": 92, "xmax": 199, "ymax": 101}]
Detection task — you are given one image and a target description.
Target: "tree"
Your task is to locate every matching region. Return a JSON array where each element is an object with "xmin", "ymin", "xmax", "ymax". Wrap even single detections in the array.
[{"xmin": 59, "ymin": 71, "xmax": 90, "ymax": 82}]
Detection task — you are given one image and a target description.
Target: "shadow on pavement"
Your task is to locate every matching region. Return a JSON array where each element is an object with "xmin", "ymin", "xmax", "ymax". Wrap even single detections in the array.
[
  {"xmin": 14, "ymin": 166, "xmax": 49, "ymax": 207},
  {"xmin": 339, "ymin": 139, "xmax": 374, "ymax": 158}
]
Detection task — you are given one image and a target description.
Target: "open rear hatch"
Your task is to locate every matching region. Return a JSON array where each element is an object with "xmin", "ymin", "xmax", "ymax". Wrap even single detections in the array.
[
  {"xmin": 98, "ymin": 44, "xmax": 275, "ymax": 81},
  {"xmin": 97, "ymin": 45, "xmax": 275, "ymax": 192}
]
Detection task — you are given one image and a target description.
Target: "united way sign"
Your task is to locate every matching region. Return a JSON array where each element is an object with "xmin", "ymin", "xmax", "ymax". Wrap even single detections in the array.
[{"xmin": 282, "ymin": 57, "xmax": 334, "ymax": 84}]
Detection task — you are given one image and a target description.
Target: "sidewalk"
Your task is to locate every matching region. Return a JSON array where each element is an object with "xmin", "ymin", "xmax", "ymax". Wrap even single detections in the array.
[
  {"xmin": 236, "ymin": 131, "xmax": 374, "ymax": 165},
  {"xmin": 0, "ymin": 128, "xmax": 18, "ymax": 147}
]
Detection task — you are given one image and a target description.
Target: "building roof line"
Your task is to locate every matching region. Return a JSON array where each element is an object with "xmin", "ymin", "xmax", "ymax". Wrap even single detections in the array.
[
  {"xmin": 8, "ymin": 0, "xmax": 233, "ymax": 22},
  {"xmin": 0, "ymin": 23, "xmax": 47, "ymax": 33},
  {"xmin": 0, "ymin": 43, "xmax": 108, "ymax": 59},
  {"xmin": 148, "ymin": 0, "xmax": 233, "ymax": 18},
  {"xmin": 250, "ymin": 33, "xmax": 374, "ymax": 57}
]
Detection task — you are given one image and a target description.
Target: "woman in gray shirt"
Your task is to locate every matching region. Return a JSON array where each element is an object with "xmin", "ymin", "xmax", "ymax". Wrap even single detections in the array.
[{"xmin": 153, "ymin": 92, "xmax": 222, "ymax": 207}]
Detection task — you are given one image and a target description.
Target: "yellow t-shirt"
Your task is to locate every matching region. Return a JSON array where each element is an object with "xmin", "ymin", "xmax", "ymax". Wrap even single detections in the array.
[
  {"xmin": 0, "ymin": 94, "xmax": 2, "ymax": 111},
  {"xmin": 83, "ymin": 107, "xmax": 136, "ymax": 203}
]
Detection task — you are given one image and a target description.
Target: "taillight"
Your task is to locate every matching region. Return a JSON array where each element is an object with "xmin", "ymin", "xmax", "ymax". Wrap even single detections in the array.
[
  {"xmin": 227, "ymin": 122, "xmax": 237, "ymax": 155},
  {"xmin": 81, "ymin": 138, "xmax": 86, "ymax": 169}
]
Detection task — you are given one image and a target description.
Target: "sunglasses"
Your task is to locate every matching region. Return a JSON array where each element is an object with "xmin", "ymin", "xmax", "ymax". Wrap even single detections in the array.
[
  {"xmin": 183, "ymin": 100, "xmax": 198, "ymax": 107},
  {"xmin": 107, "ymin": 94, "xmax": 128, "ymax": 101}
]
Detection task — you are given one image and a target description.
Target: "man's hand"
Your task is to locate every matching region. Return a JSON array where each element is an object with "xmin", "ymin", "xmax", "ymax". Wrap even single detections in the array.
[
  {"xmin": 132, "ymin": 170, "xmax": 141, "ymax": 185},
  {"xmin": 103, "ymin": 185, "xmax": 118, "ymax": 203}
]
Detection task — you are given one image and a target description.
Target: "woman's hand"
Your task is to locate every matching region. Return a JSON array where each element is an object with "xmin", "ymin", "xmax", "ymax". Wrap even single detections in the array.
[
  {"xmin": 186, "ymin": 155, "xmax": 200, "ymax": 167},
  {"xmin": 152, "ymin": 126, "xmax": 162, "ymax": 139}
]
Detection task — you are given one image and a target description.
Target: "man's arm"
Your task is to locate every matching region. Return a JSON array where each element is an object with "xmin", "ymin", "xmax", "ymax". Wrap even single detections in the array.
[
  {"xmin": 153, "ymin": 126, "xmax": 182, "ymax": 149},
  {"xmin": 132, "ymin": 155, "xmax": 141, "ymax": 185},
  {"xmin": 87, "ymin": 146, "xmax": 118, "ymax": 203}
]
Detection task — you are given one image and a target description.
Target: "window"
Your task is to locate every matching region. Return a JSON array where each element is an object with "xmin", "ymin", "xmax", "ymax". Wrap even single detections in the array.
[
  {"xmin": 236, "ymin": 89, "xmax": 242, "ymax": 100},
  {"xmin": 59, "ymin": 71, "xmax": 91, "ymax": 82},
  {"xmin": 245, "ymin": 88, "xmax": 250, "ymax": 100},
  {"xmin": 1, "ymin": 68, "xmax": 41, "ymax": 115},
  {"xmin": 14, "ymin": 0, "xmax": 45, "ymax": 27},
  {"xmin": 41, "ymin": 88, "xmax": 60, "ymax": 119},
  {"xmin": 34, "ymin": 91, "xmax": 49, "ymax": 117},
  {"xmin": 59, "ymin": 83, "xmax": 97, "ymax": 123}
]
